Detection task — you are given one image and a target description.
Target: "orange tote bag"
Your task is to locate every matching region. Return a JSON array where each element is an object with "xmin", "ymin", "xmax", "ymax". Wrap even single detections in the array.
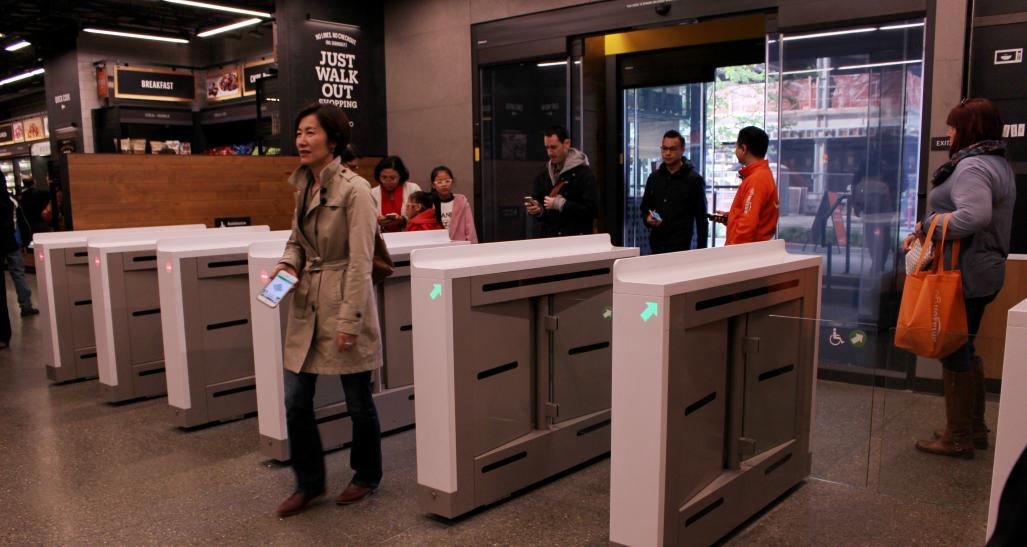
[{"xmin": 894, "ymin": 214, "xmax": 968, "ymax": 359}]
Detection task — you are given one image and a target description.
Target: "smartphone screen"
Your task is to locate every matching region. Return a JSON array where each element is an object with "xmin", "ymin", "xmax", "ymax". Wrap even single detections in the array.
[{"xmin": 258, "ymin": 271, "xmax": 297, "ymax": 308}]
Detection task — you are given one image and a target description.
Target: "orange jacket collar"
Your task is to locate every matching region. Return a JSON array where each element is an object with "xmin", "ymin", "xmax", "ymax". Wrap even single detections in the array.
[{"xmin": 739, "ymin": 159, "xmax": 770, "ymax": 179}]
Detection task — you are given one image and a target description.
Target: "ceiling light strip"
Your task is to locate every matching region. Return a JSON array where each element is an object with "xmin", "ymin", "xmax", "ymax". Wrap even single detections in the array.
[
  {"xmin": 880, "ymin": 22, "xmax": 926, "ymax": 30},
  {"xmin": 83, "ymin": 28, "xmax": 188, "ymax": 44},
  {"xmin": 163, "ymin": 0, "xmax": 271, "ymax": 19},
  {"xmin": 197, "ymin": 17, "xmax": 262, "ymax": 38},
  {"xmin": 0, "ymin": 67, "xmax": 44, "ymax": 86},
  {"xmin": 5, "ymin": 40, "xmax": 31, "ymax": 52},
  {"xmin": 782, "ymin": 27, "xmax": 878, "ymax": 42}
]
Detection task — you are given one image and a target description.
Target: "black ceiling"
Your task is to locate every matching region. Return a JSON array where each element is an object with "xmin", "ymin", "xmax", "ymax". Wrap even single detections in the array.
[{"xmin": 0, "ymin": 0, "xmax": 275, "ymax": 104}]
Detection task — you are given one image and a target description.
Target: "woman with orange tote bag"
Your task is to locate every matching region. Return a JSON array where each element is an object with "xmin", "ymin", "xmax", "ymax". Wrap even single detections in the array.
[{"xmin": 901, "ymin": 99, "xmax": 1016, "ymax": 459}]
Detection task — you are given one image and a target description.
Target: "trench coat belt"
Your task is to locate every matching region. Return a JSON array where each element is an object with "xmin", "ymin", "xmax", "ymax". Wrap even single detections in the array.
[{"xmin": 304, "ymin": 257, "xmax": 349, "ymax": 272}]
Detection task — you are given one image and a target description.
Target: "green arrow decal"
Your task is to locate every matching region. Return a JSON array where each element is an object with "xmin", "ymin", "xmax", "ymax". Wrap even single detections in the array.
[
  {"xmin": 430, "ymin": 283, "xmax": 442, "ymax": 300},
  {"xmin": 640, "ymin": 302, "xmax": 658, "ymax": 322}
]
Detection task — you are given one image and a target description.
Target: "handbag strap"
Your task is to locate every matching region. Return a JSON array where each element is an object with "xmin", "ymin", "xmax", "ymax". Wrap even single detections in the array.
[
  {"xmin": 548, "ymin": 180, "xmax": 567, "ymax": 198},
  {"xmin": 932, "ymin": 214, "xmax": 961, "ymax": 273},
  {"xmin": 916, "ymin": 215, "xmax": 942, "ymax": 273}
]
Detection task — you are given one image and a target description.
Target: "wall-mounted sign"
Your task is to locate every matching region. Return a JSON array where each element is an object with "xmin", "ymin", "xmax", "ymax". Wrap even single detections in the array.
[
  {"xmin": 1003, "ymin": 123, "xmax": 1026, "ymax": 138},
  {"xmin": 243, "ymin": 58, "xmax": 275, "ymax": 96},
  {"xmin": 115, "ymin": 66, "xmax": 195, "ymax": 102},
  {"xmin": 994, "ymin": 48, "xmax": 1023, "ymax": 65},
  {"xmin": 0, "ymin": 124, "xmax": 11, "ymax": 143},
  {"xmin": 205, "ymin": 66, "xmax": 242, "ymax": 102},
  {"xmin": 118, "ymin": 108, "xmax": 194, "ymax": 126},
  {"xmin": 297, "ymin": 19, "xmax": 386, "ymax": 155},
  {"xmin": 11, "ymin": 122, "xmax": 24, "ymax": 143},
  {"xmin": 930, "ymin": 136, "xmax": 951, "ymax": 151}
]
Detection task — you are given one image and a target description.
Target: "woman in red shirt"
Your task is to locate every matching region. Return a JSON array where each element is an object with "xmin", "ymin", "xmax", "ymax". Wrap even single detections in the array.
[{"xmin": 404, "ymin": 191, "xmax": 445, "ymax": 232}]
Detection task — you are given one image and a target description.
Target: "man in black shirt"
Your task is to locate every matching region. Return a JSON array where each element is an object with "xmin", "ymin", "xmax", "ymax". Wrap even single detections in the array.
[
  {"xmin": 639, "ymin": 130, "xmax": 709, "ymax": 253},
  {"xmin": 18, "ymin": 176, "xmax": 50, "ymax": 235},
  {"xmin": 526, "ymin": 125, "xmax": 599, "ymax": 237}
]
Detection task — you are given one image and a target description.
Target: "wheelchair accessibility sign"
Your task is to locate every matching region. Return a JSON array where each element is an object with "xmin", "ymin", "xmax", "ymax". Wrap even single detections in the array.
[{"xmin": 828, "ymin": 328, "xmax": 868, "ymax": 348}]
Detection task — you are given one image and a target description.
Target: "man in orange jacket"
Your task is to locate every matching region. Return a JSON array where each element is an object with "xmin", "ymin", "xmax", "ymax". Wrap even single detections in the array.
[{"xmin": 715, "ymin": 126, "xmax": 779, "ymax": 245}]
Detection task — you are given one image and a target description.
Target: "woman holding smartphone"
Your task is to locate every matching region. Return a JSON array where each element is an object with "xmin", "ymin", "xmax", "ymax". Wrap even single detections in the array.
[
  {"xmin": 272, "ymin": 104, "xmax": 383, "ymax": 516},
  {"xmin": 371, "ymin": 155, "xmax": 420, "ymax": 232}
]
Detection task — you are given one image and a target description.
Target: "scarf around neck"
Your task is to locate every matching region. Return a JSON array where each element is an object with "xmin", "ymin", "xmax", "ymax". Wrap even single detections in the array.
[{"xmin": 931, "ymin": 140, "xmax": 1005, "ymax": 187}]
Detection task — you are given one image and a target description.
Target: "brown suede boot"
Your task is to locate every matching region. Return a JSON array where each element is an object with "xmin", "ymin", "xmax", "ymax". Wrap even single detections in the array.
[
  {"xmin": 932, "ymin": 356, "xmax": 989, "ymax": 449},
  {"xmin": 917, "ymin": 369, "xmax": 975, "ymax": 459}
]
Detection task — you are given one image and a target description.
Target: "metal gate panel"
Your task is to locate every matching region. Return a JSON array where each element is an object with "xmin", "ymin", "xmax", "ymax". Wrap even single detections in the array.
[{"xmin": 550, "ymin": 285, "xmax": 613, "ymax": 424}]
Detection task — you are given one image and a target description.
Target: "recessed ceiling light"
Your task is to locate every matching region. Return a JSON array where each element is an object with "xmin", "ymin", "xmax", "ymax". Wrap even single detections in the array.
[
  {"xmin": 83, "ymin": 28, "xmax": 189, "ymax": 44},
  {"xmin": 163, "ymin": 0, "xmax": 271, "ymax": 18},
  {"xmin": 5, "ymin": 40, "xmax": 31, "ymax": 52},
  {"xmin": 0, "ymin": 67, "xmax": 44, "ymax": 86},
  {"xmin": 197, "ymin": 17, "xmax": 262, "ymax": 38}
]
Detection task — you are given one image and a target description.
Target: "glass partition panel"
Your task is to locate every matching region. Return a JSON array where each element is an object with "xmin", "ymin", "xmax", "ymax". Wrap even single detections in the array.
[{"xmin": 480, "ymin": 60, "xmax": 569, "ymax": 242}]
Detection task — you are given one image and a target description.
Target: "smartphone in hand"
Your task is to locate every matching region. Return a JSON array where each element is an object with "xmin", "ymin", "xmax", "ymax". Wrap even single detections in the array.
[
  {"xmin": 257, "ymin": 270, "xmax": 298, "ymax": 308},
  {"xmin": 649, "ymin": 209, "xmax": 662, "ymax": 222},
  {"xmin": 707, "ymin": 213, "xmax": 728, "ymax": 224}
]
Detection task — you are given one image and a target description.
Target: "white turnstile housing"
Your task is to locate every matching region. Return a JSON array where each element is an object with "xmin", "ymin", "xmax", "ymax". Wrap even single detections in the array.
[
  {"xmin": 251, "ymin": 230, "xmax": 468, "ymax": 460},
  {"xmin": 34, "ymin": 225, "xmax": 206, "ymax": 383},
  {"xmin": 158, "ymin": 230, "xmax": 290, "ymax": 427},
  {"xmin": 609, "ymin": 240, "xmax": 821, "ymax": 546},
  {"xmin": 988, "ymin": 297, "xmax": 1027, "ymax": 541},
  {"xmin": 411, "ymin": 234, "xmax": 638, "ymax": 518},
  {"xmin": 89, "ymin": 226, "xmax": 270, "ymax": 402}
]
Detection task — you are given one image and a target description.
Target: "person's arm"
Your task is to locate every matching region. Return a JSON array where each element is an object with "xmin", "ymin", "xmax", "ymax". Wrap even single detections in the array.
[
  {"xmin": 726, "ymin": 180, "xmax": 763, "ymax": 244},
  {"xmin": 277, "ymin": 192, "xmax": 305, "ymax": 276},
  {"xmin": 923, "ymin": 162, "xmax": 994, "ymax": 241},
  {"xmin": 640, "ymin": 173, "xmax": 655, "ymax": 228},
  {"xmin": 557, "ymin": 169, "xmax": 599, "ymax": 223},
  {"xmin": 338, "ymin": 182, "xmax": 378, "ymax": 336},
  {"xmin": 460, "ymin": 197, "xmax": 479, "ymax": 244},
  {"xmin": 691, "ymin": 175, "xmax": 709, "ymax": 248},
  {"xmin": 528, "ymin": 171, "xmax": 546, "ymax": 219}
]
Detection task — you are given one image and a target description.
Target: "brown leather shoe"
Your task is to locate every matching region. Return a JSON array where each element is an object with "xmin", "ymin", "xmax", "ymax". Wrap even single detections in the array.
[
  {"xmin": 335, "ymin": 482, "xmax": 376, "ymax": 505},
  {"xmin": 276, "ymin": 490, "xmax": 325, "ymax": 517}
]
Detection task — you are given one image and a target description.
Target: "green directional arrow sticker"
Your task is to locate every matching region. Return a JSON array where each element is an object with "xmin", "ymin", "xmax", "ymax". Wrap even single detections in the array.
[
  {"xmin": 848, "ymin": 329, "xmax": 867, "ymax": 348},
  {"xmin": 640, "ymin": 302, "xmax": 658, "ymax": 322},
  {"xmin": 602, "ymin": 306, "xmax": 613, "ymax": 320},
  {"xmin": 430, "ymin": 283, "xmax": 442, "ymax": 300}
]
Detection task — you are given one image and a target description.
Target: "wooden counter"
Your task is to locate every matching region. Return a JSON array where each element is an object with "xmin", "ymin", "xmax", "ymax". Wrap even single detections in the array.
[
  {"xmin": 978, "ymin": 255, "xmax": 1027, "ymax": 379},
  {"xmin": 66, "ymin": 154, "xmax": 301, "ymax": 230}
]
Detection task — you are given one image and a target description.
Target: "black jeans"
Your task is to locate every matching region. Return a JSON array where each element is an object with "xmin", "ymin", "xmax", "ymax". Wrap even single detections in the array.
[
  {"xmin": 0, "ymin": 259, "xmax": 10, "ymax": 344},
  {"xmin": 940, "ymin": 293, "xmax": 997, "ymax": 373},
  {"xmin": 284, "ymin": 370, "xmax": 382, "ymax": 494}
]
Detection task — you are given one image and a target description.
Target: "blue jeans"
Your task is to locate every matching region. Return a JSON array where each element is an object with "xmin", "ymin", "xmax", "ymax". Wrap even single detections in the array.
[
  {"xmin": 4, "ymin": 249, "xmax": 32, "ymax": 310},
  {"xmin": 284, "ymin": 369, "xmax": 382, "ymax": 494}
]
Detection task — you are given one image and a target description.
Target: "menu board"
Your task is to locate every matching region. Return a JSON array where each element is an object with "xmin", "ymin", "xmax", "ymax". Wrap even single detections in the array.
[
  {"xmin": 11, "ymin": 122, "xmax": 23, "ymax": 143},
  {"xmin": 23, "ymin": 117, "xmax": 45, "ymax": 142},
  {"xmin": 115, "ymin": 66, "xmax": 196, "ymax": 102},
  {"xmin": 243, "ymin": 58, "xmax": 275, "ymax": 96},
  {"xmin": 206, "ymin": 66, "xmax": 242, "ymax": 101}
]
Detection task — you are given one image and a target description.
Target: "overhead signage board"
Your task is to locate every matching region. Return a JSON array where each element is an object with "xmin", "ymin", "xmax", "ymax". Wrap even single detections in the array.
[
  {"xmin": 115, "ymin": 66, "xmax": 196, "ymax": 102},
  {"xmin": 243, "ymin": 58, "xmax": 275, "ymax": 96}
]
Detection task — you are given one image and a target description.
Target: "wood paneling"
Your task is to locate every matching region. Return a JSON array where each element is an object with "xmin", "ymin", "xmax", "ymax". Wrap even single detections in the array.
[
  {"xmin": 68, "ymin": 154, "xmax": 328, "ymax": 231},
  {"xmin": 977, "ymin": 258, "xmax": 1027, "ymax": 379}
]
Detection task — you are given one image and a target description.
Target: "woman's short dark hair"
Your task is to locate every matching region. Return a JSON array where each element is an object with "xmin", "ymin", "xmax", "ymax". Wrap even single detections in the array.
[
  {"xmin": 430, "ymin": 165, "xmax": 453, "ymax": 182},
  {"xmin": 374, "ymin": 155, "xmax": 410, "ymax": 184},
  {"xmin": 340, "ymin": 143, "xmax": 361, "ymax": 164},
  {"xmin": 736, "ymin": 126, "xmax": 769, "ymax": 158},
  {"xmin": 947, "ymin": 98, "xmax": 1003, "ymax": 156},
  {"xmin": 293, "ymin": 103, "xmax": 351, "ymax": 158}
]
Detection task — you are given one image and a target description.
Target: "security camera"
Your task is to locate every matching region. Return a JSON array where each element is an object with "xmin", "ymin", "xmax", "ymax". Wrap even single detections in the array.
[{"xmin": 655, "ymin": 3, "xmax": 671, "ymax": 16}]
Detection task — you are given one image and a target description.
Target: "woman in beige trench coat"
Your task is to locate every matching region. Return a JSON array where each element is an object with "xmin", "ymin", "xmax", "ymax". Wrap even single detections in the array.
[{"xmin": 273, "ymin": 104, "xmax": 383, "ymax": 517}]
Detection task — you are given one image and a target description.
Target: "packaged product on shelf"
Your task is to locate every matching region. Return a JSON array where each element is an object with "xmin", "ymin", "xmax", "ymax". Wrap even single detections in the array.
[
  {"xmin": 119, "ymin": 138, "xmax": 131, "ymax": 154},
  {"xmin": 180, "ymin": 142, "xmax": 191, "ymax": 155},
  {"xmin": 232, "ymin": 142, "xmax": 254, "ymax": 156},
  {"xmin": 131, "ymin": 139, "xmax": 146, "ymax": 154},
  {"xmin": 165, "ymin": 141, "xmax": 180, "ymax": 155},
  {"xmin": 150, "ymin": 141, "xmax": 164, "ymax": 154}
]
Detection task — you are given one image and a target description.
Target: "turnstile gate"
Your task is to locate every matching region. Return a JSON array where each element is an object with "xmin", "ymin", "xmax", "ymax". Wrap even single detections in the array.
[
  {"xmin": 251, "ymin": 230, "xmax": 468, "ymax": 460},
  {"xmin": 609, "ymin": 240, "xmax": 821, "ymax": 546},
  {"xmin": 35, "ymin": 225, "xmax": 206, "ymax": 383},
  {"xmin": 89, "ymin": 227, "xmax": 270, "ymax": 402},
  {"xmin": 411, "ymin": 234, "xmax": 638, "ymax": 518},
  {"xmin": 159, "ymin": 230, "xmax": 290, "ymax": 427}
]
